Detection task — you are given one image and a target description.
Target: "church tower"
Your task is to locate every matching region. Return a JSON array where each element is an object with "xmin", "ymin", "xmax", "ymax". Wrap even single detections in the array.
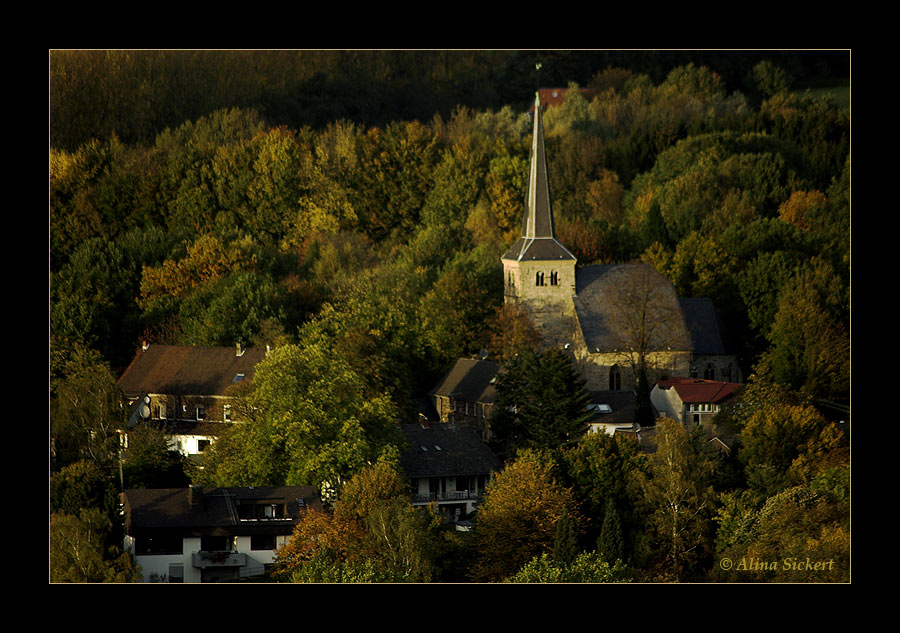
[{"xmin": 501, "ymin": 92, "xmax": 577, "ymax": 341}]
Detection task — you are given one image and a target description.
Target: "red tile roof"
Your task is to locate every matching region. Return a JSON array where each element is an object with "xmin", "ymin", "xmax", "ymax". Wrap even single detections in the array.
[
  {"xmin": 654, "ymin": 378, "xmax": 741, "ymax": 404},
  {"xmin": 529, "ymin": 88, "xmax": 596, "ymax": 111}
]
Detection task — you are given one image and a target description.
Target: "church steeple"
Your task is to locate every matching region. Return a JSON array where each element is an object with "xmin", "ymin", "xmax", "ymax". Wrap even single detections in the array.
[{"xmin": 501, "ymin": 92, "xmax": 575, "ymax": 263}]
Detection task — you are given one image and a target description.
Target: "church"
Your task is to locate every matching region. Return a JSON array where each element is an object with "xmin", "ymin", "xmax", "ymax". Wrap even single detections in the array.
[{"xmin": 501, "ymin": 93, "xmax": 741, "ymax": 392}]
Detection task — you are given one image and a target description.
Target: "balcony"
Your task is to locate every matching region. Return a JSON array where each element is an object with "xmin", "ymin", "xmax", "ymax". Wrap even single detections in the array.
[
  {"xmin": 191, "ymin": 550, "xmax": 248, "ymax": 569},
  {"xmin": 412, "ymin": 490, "xmax": 481, "ymax": 504}
]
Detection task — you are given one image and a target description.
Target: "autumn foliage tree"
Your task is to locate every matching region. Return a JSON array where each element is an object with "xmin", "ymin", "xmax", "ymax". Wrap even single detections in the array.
[{"xmin": 471, "ymin": 450, "xmax": 582, "ymax": 582}]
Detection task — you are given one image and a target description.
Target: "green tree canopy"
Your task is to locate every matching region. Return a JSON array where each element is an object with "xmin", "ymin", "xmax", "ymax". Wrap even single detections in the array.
[{"xmin": 491, "ymin": 348, "xmax": 592, "ymax": 456}]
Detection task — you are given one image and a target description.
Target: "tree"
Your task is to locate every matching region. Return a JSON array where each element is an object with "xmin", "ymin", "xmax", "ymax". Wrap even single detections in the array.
[
  {"xmin": 506, "ymin": 551, "xmax": 630, "ymax": 583},
  {"xmin": 484, "ymin": 302, "xmax": 541, "ymax": 363},
  {"xmin": 50, "ymin": 509, "xmax": 142, "ymax": 583},
  {"xmin": 471, "ymin": 450, "xmax": 582, "ymax": 582},
  {"xmin": 197, "ymin": 342, "xmax": 403, "ymax": 491},
  {"xmin": 121, "ymin": 422, "xmax": 189, "ymax": 489},
  {"xmin": 50, "ymin": 460, "xmax": 118, "ymax": 518},
  {"xmin": 738, "ymin": 401, "xmax": 846, "ymax": 497},
  {"xmin": 553, "ymin": 510, "xmax": 580, "ymax": 565},
  {"xmin": 601, "ymin": 263, "xmax": 689, "ymax": 396},
  {"xmin": 50, "ymin": 343, "xmax": 126, "ymax": 472},
  {"xmin": 758, "ymin": 258, "xmax": 849, "ymax": 402},
  {"xmin": 630, "ymin": 418, "xmax": 718, "ymax": 580},
  {"xmin": 598, "ymin": 497, "xmax": 626, "ymax": 564},
  {"xmin": 562, "ymin": 431, "xmax": 644, "ymax": 555},
  {"xmin": 491, "ymin": 348, "xmax": 592, "ymax": 456},
  {"xmin": 273, "ymin": 461, "xmax": 443, "ymax": 583}
]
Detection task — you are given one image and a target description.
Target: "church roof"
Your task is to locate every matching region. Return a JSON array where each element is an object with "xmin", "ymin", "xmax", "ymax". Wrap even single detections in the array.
[
  {"xmin": 573, "ymin": 264, "xmax": 694, "ymax": 354},
  {"xmin": 679, "ymin": 297, "xmax": 732, "ymax": 355},
  {"xmin": 502, "ymin": 92, "xmax": 575, "ymax": 263}
]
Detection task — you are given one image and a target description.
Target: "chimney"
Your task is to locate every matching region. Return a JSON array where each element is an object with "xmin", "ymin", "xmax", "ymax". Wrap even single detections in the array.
[
  {"xmin": 142, "ymin": 340, "xmax": 149, "ymax": 352},
  {"xmin": 235, "ymin": 342, "xmax": 244, "ymax": 357},
  {"xmin": 189, "ymin": 484, "xmax": 204, "ymax": 511}
]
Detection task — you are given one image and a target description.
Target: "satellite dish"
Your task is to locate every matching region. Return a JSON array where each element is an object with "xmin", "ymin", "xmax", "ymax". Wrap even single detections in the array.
[{"xmin": 139, "ymin": 404, "xmax": 151, "ymax": 419}]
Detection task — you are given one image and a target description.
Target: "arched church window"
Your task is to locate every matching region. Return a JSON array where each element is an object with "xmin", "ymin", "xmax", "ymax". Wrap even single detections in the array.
[
  {"xmin": 704, "ymin": 364, "xmax": 716, "ymax": 380},
  {"xmin": 536, "ymin": 271, "xmax": 545, "ymax": 286},
  {"xmin": 690, "ymin": 365, "xmax": 698, "ymax": 379},
  {"xmin": 609, "ymin": 365, "xmax": 622, "ymax": 391},
  {"xmin": 550, "ymin": 271, "xmax": 558, "ymax": 286}
]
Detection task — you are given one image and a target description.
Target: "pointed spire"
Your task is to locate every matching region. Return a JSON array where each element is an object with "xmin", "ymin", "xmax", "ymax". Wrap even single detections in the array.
[
  {"xmin": 501, "ymin": 92, "xmax": 575, "ymax": 262},
  {"xmin": 523, "ymin": 92, "xmax": 555, "ymax": 240}
]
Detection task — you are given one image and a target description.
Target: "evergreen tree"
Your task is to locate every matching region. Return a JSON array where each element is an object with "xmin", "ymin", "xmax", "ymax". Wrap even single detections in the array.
[
  {"xmin": 598, "ymin": 497, "xmax": 626, "ymax": 564},
  {"xmin": 553, "ymin": 510, "xmax": 580, "ymax": 566},
  {"xmin": 491, "ymin": 348, "xmax": 592, "ymax": 456}
]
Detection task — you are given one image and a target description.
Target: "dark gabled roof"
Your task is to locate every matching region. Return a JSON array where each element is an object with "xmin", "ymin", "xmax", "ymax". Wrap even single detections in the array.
[
  {"xmin": 587, "ymin": 390, "xmax": 638, "ymax": 425},
  {"xmin": 122, "ymin": 485, "xmax": 321, "ymax": 533},
  {"xmin": 679, "ymin": 297, "xmax": 731, "ymax": 355},
  {"xmin": 117, "ymin": 344, "xmax": 267, "ymax": 398},
  {"xmin": 573, "ymin": 264, "xmax": 693, "ymax": 354},
  {"xmin": 431, "ymin": 358, "xmax": 499, "ymax": 404},
  {"xmin": 399, "ymin": 424, "xmax": 503, "ymax": 479}
]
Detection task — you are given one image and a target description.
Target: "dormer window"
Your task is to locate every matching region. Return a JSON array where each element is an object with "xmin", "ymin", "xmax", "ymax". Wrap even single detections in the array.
[
  {"xmin": 196, "ymin": 405, "xmax": 205, "ymax": 421},
  {"xmin": 224, "ymin": 404, "xmax": 232, "ymax": 422},
  {"xmin": 232, "ymin": 373, "xmax": 245, "ymax": 383}
]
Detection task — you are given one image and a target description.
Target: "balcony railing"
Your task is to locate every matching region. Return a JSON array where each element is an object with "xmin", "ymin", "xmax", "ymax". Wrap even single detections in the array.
[
  {"xmin": 191, "ymin": 550, "xmax": 248, "ymax": 569},
  {"xmin": 412, "ymin": 490, "xmax": 481, "ymax": 504}
]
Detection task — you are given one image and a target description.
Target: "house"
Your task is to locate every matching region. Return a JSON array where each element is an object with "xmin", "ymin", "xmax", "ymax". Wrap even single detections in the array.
[
  {"xmin": 117, "ymin": 342, "xmax": 267, "ymax": 458},
  {"xmin": 650, "ymin": 378, "xmax": 741, "ymax": 427},
  {"xmin": 121, "ymin": 484, "xmax": 321, "ymax": 583},
  {"xmin": 398, "ymin": 423, "xmax": 502, "ymax": 525},
  {"xmin": 501, "ymin": 92, "xmax": 741, "ymax": 392},
  {"xmin": 586, "ymin": 390, "xmax": 641, "ymax": 436},
  {"xmin": 430, "ymin": 358, "xmax": 499, "ymax": 439}
]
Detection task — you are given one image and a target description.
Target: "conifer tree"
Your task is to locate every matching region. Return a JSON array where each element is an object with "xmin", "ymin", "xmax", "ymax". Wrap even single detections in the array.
[
  {"xmin": 553, "ymin": 510, "xmax": 580, "ymax": 566},
  {"xmin": 598, "ymin": 497, "xmax": 625, "ymax": 564},
  {"xmin": 491, "ymin": 348, "xmax": 592, "ymax": 455}
]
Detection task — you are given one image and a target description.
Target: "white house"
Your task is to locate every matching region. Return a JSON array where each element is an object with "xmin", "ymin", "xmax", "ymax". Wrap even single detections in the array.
[
  {"xmin": 121, "ymin": 485, "xmax": 320, "ymax": 583},
  {"xmin": 650, "ymin": 378, "xmax": 741, "ymax": 426}
]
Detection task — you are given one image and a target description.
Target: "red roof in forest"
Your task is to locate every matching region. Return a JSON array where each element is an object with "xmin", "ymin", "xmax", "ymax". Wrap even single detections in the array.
[
  {"xmin": 529, "ymin": 88, "xmax": 596, "ymax": 111},
  {"xmin": 654, "ymin": 378, "xmax": 741, "ymax": 404}
]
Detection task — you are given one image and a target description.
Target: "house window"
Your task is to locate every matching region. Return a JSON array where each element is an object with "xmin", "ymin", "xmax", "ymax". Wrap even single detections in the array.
[
  {"xmin": 609, "ymin": 365, "xmax": 622, "ymax": 391},
  {"xmin": 168, "ymin": 563, "xmax": 184, "ymax": 583},
  {"xmin": 251, "ymin": 535, "xmax": 277, "ymax": 551},
  {"xmin": 224, "ymin": 404, "xmax": 232, "ymax": 422},
  {"xmin": 196, "ymin": 405, "xmax": 205, "ymax": 420},
  {"xmin": 156, "ymin": 403, "xmax": 167, "ymax": 420},
  {"xmin": 201, "ymin": 535, "xmax": 231, "ymax": 552},
  {"xmin": 197, "ymin": 439, "xmax": 210, "ymax": 453}
]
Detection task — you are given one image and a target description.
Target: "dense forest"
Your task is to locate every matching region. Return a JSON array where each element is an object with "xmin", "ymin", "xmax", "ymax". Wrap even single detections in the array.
[{"xmin": 49, "ymin": 50, "xmax": 850, "ymax": 583}]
